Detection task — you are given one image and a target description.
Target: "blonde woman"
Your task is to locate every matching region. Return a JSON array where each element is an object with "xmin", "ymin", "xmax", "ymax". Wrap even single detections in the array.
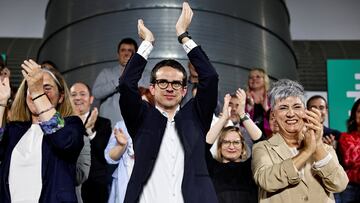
[
  {"xmin": 246, "ymin": 68, "xmax": 272, "ymax": 137},
  {"xmin": 206, "ymin": 89, "xmax": 263, "ymax": 203},
  {"xmin": 0, "ymin": 60, "xmax": 84, "ymax": 203}
]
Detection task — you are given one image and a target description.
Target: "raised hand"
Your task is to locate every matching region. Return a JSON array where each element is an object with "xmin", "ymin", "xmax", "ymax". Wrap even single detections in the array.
[
  {"xmin": 235, "ymin": 88, "xmax": 246, "ymax": 116},
  {"xmin": 21, "ymin": 59, "xmax": 44, "ymax": 96},
  {"xmin": 301, "ymin": 126, "xmax": 317, "ymax": 154},
  {"xmin": 84, "ymin": 108, "xmax": 98, "ymax": 130},
  {"xmin": 137, "ymin": 19, "xmax": 155, "ymax": 43},
  {"xmin": 0, "ymin": 77, "xmax": 11, "ymax": 105},
  {"xmin": 303, "ymin": 108, "xmax": 323, "ymax": 145},
  {"xmin": 245, "ymin": 90, "xmax": 255, "ymax": 111},
  {"xmin": 114, "ymin": 128, "xmax": 127, "ymax": 146},
  {"xmin": 302, "ymin": 108, "xmax": 331, "ymax": 161},
  {"xmin": 322, "ymin": 134, "xmax": 336, "ymax": 148},
  {"xmin": 175, "ymin": 2, "xmax": 193, "ymax": 36},
  {"xmin": 219, "ymin": 94, "xmax": 231, "ymax": 120}
]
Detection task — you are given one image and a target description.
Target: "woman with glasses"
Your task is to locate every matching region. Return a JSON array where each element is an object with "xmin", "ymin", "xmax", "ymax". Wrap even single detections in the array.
[
  {"xmin": 206, "ymin": 88, "xmax": 263, "ymax": 203},
  {"xmin": 0, "ymin": 59, "xmax": 84, "ymax": 203}
]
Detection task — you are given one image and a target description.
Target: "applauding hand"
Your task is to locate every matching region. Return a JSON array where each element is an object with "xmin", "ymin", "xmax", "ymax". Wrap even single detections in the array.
[
  {"xmin": 114, "ymin": 128, "xmax": 128, "ymax": 146},
  {"xmin": 175, "ymin": 2, "xmax": 193, "ymax": 37},
  {"xmin": 138, "ymin": 19, "xmax": 155, "ymax": 43},
  {"xmin": 21, "ymin": 59, "xmax": 44, "ymax": 97}
]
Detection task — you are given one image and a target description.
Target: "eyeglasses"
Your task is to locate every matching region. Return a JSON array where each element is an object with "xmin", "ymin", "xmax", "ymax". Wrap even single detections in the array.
[
  {"xmin": 222, "ymin": 139, "xmax": 242, "ymax": 148},
  {"xmin": 154, "ymin": 79, "xmax": 183, "ymax": 90}
]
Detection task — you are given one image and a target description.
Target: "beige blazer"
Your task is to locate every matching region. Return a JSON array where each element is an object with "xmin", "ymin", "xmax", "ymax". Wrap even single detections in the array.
[{"xmin": 252, "ymin": 133, "xmax": 348, "ymax": 203}]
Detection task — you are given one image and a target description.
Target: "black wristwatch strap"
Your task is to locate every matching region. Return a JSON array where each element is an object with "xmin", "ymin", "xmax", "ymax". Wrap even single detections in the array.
[
  {"xmin": 178, "ymin": 31, "xmax": 192, "ymax": 44},
  {"xmin": 240, "ymin": 113, "xmax": 250, "ymax": 124}
]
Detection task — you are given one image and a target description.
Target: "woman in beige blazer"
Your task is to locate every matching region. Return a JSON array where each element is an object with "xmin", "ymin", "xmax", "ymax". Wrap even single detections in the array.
[{"xmin": 251, "ymin": 79, "xmax": 348, "ymax": 203}]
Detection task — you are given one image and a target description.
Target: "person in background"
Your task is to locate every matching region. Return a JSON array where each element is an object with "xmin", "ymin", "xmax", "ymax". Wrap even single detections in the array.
[
  {"xmin": 306, "ymin": 95, "xmax": 341, "ymax": 148},
  {"xmin": 105, "ymin": 87, "xmax": 154, "ymax": 203},
  {"xmin": 206, "ymin": 88, "xmax": 263, "ymax": 203},
  {"xmin": 70, "ymin": 82, "xmax": 112, "ymax": 203},
  {"xmin": 92, "ymin": 38, "xmax": 148, "ymax": 127},
  {"xmin": 268, "ymin": 108, "xmax": 279, "ymax": 137},
  {"xmin": 252, "ymin": 79, "xmax": 348, "ymax": 203},
  {"xmin": 224, "ymin": 92, "xmax": 257, "ymax": 157},
  {"xmin": 338, "ymin": 98, "xmax": 360, "ymax": 203},
  {"xmin": 182, "ymin": 61, "xmax": 198, "ymax": 105},
  {"xmin": 0, "ymin": 57, "xmax": 14, "ymax": 123},
  {"xmin": 0, "ymin": 59, "xmax": 84, "ymax": 202},
  {"xmin": 246, "ymin": 68, "xmax": 272, "ymax": 137}
]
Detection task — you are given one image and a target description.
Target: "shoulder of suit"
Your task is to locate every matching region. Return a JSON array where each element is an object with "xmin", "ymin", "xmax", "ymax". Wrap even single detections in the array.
[{"xmin": 96, "ymin": 116, "xmax": 111, "ymax": 123}]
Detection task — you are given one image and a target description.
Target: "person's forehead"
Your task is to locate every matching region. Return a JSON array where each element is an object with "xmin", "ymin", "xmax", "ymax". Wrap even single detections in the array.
[
  {"xmin": 229, "ymin": 97, "xmax": 240, "ymax": 104},
  {"xmin": 250, "ymin": 70, "xmax": 262, "ymax": 76},
  {"xmin": 43, "ymin": 72, "xmax": 57, "ymax": 85},
  {"xmin": 156, "ymin": 66, "xmax": 184, "ymax": 79},
  {"xmin": 120, "ymin": 43, "xmax": 135, "ymax": 50},
  {"xmin": 275, "ymin": 96, "xmax": 303, "ymax": 106},
  {"xmin": 224, "ymin": 131, "xmax": 241, "ymax": 139},
  {"xmin": 308, "ymin": 98, "xmax": 326, "ymax": 106},
  {"xmin": 71, "ymin": 83, "xmax": 89, "ymax": 93}
]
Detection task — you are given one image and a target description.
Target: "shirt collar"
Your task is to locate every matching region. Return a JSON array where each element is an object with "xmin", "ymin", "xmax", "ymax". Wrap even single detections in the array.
[
  {"xmin": 80, "ymin": 111, "xmax": 90, "ymax": 124},
  {"xmin": 155, "ymin": 105, "xmax": 180, "ymax": 120}
]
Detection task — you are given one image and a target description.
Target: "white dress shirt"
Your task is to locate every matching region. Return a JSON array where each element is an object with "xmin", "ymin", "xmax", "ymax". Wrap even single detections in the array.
[{"xmin": 139, "ymin": 106, "xmax": 185, "ymax": 203}]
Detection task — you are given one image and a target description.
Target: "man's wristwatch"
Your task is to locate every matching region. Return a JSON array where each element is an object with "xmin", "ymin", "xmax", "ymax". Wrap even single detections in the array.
[
  {"xmin": 178, "ymin": 31, "xmax": 192, "ymax": 44},
  {"xmin": 239, "ymin": 113, "xmax": 250, "ymax": 124}
]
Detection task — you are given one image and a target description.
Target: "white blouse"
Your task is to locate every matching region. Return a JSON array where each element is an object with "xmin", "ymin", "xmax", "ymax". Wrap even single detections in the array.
[{"xmin": 9, "ymin": 124, "xmax": 43, "ymax": 203}]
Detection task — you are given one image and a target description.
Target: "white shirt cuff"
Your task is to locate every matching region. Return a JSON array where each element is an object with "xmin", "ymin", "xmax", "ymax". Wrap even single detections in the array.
[
  {"xmin": 182, "ymin": 39, "xmax": 198, "ymax": 53},
  {"xmin": 137, "ymin": 41, "xmax": 153, "ymax": 60},
  {"xmin": 313, "ymin": 153, "xmax": 332, "ymax": 168}
]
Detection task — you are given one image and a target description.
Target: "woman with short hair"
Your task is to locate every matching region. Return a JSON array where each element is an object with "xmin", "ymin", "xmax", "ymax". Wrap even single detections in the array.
[{"xmin": 252, "ymin": 79, "xmax": 348, "ymax": 203}]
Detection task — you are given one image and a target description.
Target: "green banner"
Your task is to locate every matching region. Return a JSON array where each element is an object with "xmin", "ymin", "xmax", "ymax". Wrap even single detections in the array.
[{"xmin": 327, "ymin": 60, "xmax": 360, "ymax": 132}]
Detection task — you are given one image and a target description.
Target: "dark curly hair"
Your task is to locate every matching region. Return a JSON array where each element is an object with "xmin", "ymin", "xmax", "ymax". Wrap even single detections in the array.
[{"xmin": 347, "ymin": 98, "xmax": 360, "ymax": 133}]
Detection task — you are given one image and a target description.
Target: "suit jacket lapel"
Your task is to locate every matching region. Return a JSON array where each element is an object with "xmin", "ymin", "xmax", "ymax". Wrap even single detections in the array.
[
  {"xmin": 269, "ymin": 133, "xmax": 310, "ymax": 187},
  {"xmin": 174, "ymin": 112, "xmax": 193, "ymax": 155},
  {"xmin": 268, "ymin": 133, "xmax": 294, "ymax": 161}
]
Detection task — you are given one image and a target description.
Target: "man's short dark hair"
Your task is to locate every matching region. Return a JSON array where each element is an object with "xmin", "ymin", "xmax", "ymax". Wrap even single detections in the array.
[
  {"xmin": 71, "ymin": 81, "xmax": 92, "ymax": 96},
  {"xmin": 306, "ymin": 95, "xmax": 327, "ymax": 109},
  {"xmin": 117, "ymin": 38, "xmax": 138, "ymax": 53},
  {"xmin": 150, "ymin": 59, "xmax": 187, "ymax": 86}
]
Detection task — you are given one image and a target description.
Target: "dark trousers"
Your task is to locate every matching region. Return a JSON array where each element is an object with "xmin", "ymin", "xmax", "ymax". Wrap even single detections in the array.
[
  {"xmin": 338, "ymin": 183, "xmax": 360, "ymax": 203},
  {"xmin": 81, "ymin": 179, "xmax": 109, "ymax": 203}
]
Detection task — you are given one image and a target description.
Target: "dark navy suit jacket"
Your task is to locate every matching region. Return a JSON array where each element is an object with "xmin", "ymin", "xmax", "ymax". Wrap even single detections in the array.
[
  {"xmin": 0, "ymin": 116, "xmax": 84, "ymax": 203},
  {"xmin": 119, "ymin": 46, "xmax": 219, "ymax": 203},
  {"xmin": 323, "ymin": 125, "xmax": 341, "ymax": 140}
]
